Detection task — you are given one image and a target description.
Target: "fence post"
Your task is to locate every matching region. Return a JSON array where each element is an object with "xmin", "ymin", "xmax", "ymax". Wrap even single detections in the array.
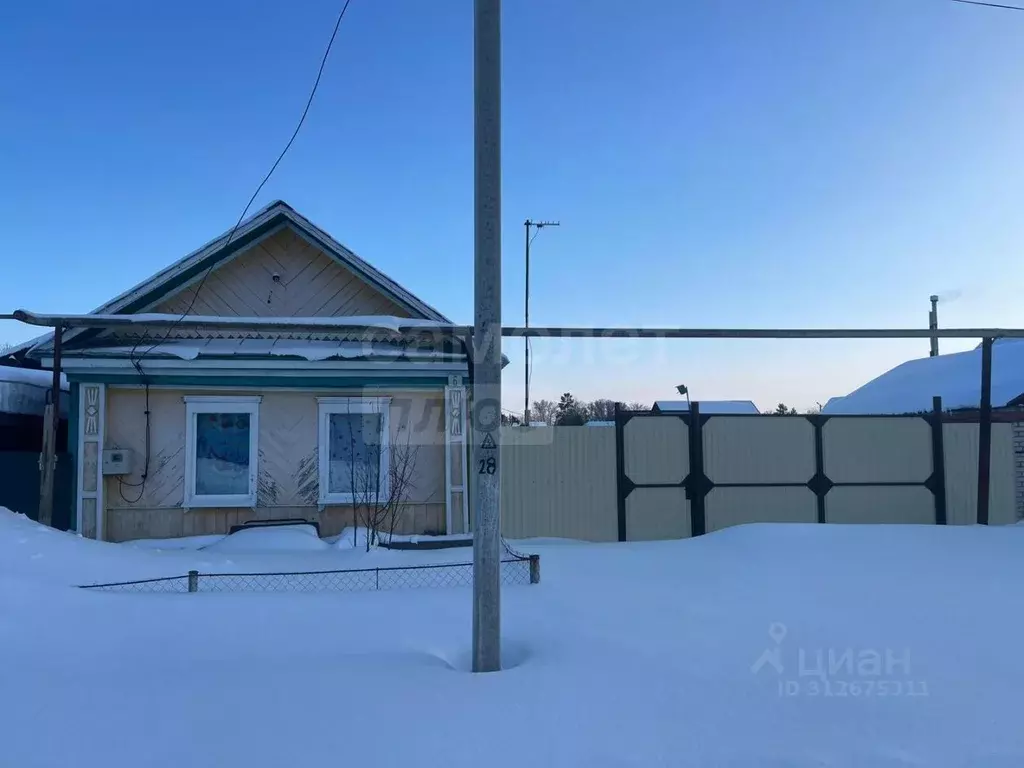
[
  {"xmin": 930, "ymin": 396, "xmax": 948, "ymax": 525},
  {"xmin": 614, "ymin": 402, "xmax": 628, "ymax": 542},
  {"xmin": 809, "ymin": 415, "xmax": 828, "ymax": 524},
  {"xmin": 687, "ymin": 401, "xmax": 707, "ymax": 537},
  {"xmin": 375, "ymin": 568, "xmax": 380, "ymax": 591},
  {"xmin": 977, "ymin": 337, "xmax": 994, "ymax": 525},
  {"xmin": 529, "ymin": 554, "xmax": 540, "ymax": 584},
  {"xmin": 187, "ymin": 570, "xmax": 199, "ymax": 593}
]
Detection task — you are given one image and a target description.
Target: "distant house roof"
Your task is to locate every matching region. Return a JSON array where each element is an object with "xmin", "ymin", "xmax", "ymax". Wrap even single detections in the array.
[
  {"xmin": 823, "ymin": 339, "xmax": 1024, "ymax": 415},
  {"xmin": 652, "ymin": 400, "xmax": 759, "ymax": 415},
  {"xmin": 584, "ymin": 420, "xmax": 614, "ymax": 427}
]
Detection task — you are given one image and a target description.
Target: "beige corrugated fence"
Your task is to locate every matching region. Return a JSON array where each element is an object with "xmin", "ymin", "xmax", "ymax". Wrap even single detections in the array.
[{"xmin": 500, "ymin": 427, "xmax": 618, "ymax": 542}]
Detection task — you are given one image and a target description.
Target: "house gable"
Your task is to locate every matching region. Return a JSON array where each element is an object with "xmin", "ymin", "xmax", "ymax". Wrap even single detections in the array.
[
  {"xmin": 152, "ymin": 226, "xmax": 411, "ymax": 321},
  {"xmin": 20, "ymin": 201, "xmax": 449, "ymax": 354}
]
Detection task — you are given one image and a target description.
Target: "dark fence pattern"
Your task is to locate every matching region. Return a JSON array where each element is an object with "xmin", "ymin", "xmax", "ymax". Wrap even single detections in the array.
[
  {"xmin": 80, "ymin": 555, "xmax": 539, "ymax": 594},
  {"xmin": 614, "ymin": 398, "xmax": 955, "ymax": 540}
]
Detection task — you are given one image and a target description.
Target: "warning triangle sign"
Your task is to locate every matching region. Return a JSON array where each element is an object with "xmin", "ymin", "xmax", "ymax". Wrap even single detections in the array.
[{"xmin": 481, "ymin": 432, "xmax": 497, "ymax": 450}]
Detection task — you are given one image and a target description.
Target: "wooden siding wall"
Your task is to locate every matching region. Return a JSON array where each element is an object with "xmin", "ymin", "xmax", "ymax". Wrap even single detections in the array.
[
  {"xmin": 103, "ymin": 387, "xmax": 445, "ymax": 542},
  {"xmin": 150, "ymin": 227, "xmax": 410, "ymax": 337}
]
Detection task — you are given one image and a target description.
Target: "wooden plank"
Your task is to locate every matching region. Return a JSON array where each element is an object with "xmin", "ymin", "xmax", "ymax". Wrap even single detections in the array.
[{"xmin": 297, "ymin": 266, "xmax": 358, "ymax": 316}]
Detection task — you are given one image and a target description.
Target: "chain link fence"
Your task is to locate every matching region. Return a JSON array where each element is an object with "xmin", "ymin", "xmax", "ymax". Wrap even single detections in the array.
[{"xmin": 80, "ymin": 555, "xmax": 538, "ymax": 594}]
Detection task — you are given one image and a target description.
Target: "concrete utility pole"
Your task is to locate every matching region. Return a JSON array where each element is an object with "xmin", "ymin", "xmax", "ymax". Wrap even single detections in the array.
[
  {"xmin": 523, "ymin": 219, "xmax": 559, "ymax": 425},
  {"xmin": 472, "ymin": 0, "xmax": 503, "ymax": 673}
]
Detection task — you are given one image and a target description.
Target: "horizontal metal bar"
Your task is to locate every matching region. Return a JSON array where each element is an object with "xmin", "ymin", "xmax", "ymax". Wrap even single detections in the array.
[
  {"xmin": 12, "ymin": 309, "xmax": 1024, "ymax": 340},
  {"xmin": 499, "ymin": 326, "xmax": 1024, "ymax": 339}
]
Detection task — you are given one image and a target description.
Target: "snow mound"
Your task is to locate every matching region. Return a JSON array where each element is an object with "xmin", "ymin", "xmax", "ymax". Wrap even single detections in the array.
[
  {"xmin": 123, "ymin": 534, "xmax": 226, "ymax": 551},
  {"xmin": 201, "ymin": 524, "xmax": 328, "ymax": 553}
]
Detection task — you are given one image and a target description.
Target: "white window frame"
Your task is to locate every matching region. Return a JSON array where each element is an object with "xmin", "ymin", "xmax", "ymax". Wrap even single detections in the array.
[
  {"xmin": 317, "ymin": 396, "xmax": 392, "ymax": 506},
  {"xmin": 183, "ymin": 395, "xmax": 261, "ymax": 509}
]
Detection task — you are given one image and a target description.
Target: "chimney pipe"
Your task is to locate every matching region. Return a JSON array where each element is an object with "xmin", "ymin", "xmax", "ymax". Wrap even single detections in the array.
[{"xmin": 929, "ymin": 295, "xmax": 939, "ymax": 357}]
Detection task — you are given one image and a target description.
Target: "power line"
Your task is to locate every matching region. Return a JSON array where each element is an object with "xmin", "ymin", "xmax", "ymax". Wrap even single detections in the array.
[
  {"xmin": 951, "ymin": 0, "xmax": 1024, "ymax": 10},
  {"xmin": 132, "ymin": 0, "xmax": 356, "ymax": 365}
]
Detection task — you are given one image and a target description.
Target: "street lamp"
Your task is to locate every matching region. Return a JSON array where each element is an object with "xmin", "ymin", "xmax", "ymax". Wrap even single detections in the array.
[{"xmin": 676, "ymin": 384, "xmax": 691, "ymax": 410}]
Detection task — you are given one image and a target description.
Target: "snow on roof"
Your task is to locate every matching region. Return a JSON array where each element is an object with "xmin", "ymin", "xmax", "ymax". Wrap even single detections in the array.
[
  {"xmin": 0, "ymin": 366, "xmax": 69, "ymax": 416},
  {"xmin": 0, "ymin": 366, "xmax": 68, "ymax": 390},
  {"xmin": 75, "ymin": 338, "xmax": 466, "ymax": 363},
  {"xmin": 653, "ymin": 400, "xmax": 760, "ymax": 414},
  {"xmin": 823, "ymin": 339, "xmax": 1024, "ymax": 414},
  {"xmin": 585, "ymin": 420, "xmax": 614, "ymax": 426}
]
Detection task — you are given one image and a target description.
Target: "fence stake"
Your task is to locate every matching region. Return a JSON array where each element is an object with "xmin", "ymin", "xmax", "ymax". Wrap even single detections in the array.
[
  {"xmin": 977, "ymin": 337, "xmax": 994, "ymax": 525},
  {"xmin": 810, "ymin": 415, "xmax": 828, "ymax": 523},
  {"xmin": 188, "ymin": 570, "xmax": 198, "ymax": 593},
  {"xmin": 687, "ymin": 402, "xmax": 707, "ymax": 536},
  {"xmin": 614, "ymin": 402, "xmax": 628, "ymax": 542},
  {"xmin": 930, "ymin": 396, "xmax": 948, "ymax": 525},
  {"xmin": 375, "ymin": 568, "xmax": 380, "ymax": 591},
  {"xmin": 529, "ymin": 554, "xmax": 540, "ymax": 584}
]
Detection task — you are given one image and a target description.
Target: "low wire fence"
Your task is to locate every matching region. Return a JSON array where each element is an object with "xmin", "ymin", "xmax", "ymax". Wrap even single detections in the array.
[{"xmin": 79, "ymin": 555, "xmax": 539, "ymax": 594}]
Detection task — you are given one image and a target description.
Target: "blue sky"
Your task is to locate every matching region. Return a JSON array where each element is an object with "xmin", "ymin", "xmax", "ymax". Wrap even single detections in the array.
[{"xmin": 2, "ymin": 0, "xmax": 1022, "ymax": 411}]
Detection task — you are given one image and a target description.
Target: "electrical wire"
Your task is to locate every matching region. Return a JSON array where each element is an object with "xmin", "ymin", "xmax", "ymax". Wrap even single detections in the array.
[
  {"xmin": 130, "ymin": 0, "xmax": 356, "ymax": 367},
  {"xmin": 117, "ymin": 381, "xmax": 151, "ymax": 504},
  {"xmin": 950, "ymin": 0, "xmax": 1024, "ymax": 9}
]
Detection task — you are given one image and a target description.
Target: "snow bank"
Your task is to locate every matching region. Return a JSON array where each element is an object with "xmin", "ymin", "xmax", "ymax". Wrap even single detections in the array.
[
  {"xmin": 3, "ymin": 507, "xmax": 1024, "ymax": 766},
  {"xmin": 123, "ymin": 534, "xmax": 226, "ymax": 551},
  {"xmin": 201, "ymin": 523, "xmax": 328, "ymax": 553},
  {"xmin": 331, "ymin": 526, "xmax": 471, "ymax": 550}
]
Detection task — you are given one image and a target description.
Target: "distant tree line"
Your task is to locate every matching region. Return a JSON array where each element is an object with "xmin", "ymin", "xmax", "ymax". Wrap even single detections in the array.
[{"xmin": 501, "ymin": 394, "xmax": 649, "ymax": 426}]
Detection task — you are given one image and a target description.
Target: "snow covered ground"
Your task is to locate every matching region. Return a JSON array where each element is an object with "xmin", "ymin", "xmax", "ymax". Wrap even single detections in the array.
[{"xmin": 2, "ymin": 508, "xmax": 1023, "ymax": 766}]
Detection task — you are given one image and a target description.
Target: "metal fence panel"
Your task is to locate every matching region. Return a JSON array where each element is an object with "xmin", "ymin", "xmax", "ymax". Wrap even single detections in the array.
[
  {"xmin": 704, "ymin": 417, "xmax": 815, "ymax": 485},
  {"xmin": 943, "ymin": 423, "xmax": 1017, "ymax": 525},
  {"xmin": 623, "ymin": 416, "xmax": 688, "ymax": 486},
  {"xmin": 823, "ymin": 418, "xmax": 932, "ymax": 484},
  {"xmin": 500, "ymin": 427, "xmax": 618, "ymax": 542},
  {"xmin": 625, "ymin": 487, "xmax": 690, "ymax": 540},
  {"xmin": 705, "ymin": 486, "xmax": 817, "ymax": 532},
  {"xmin": 824, "ymin": 486, "xmax": 936, "ymax": 524}
]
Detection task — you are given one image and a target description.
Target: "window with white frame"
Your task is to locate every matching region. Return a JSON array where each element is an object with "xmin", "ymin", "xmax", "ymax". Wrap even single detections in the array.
[
  {"xmin": 317, "ymin": 397, "xmax": 391, "ymax": 505},
  {"xmin": 183, "ymin": 396, "xmax": 261, "ymax": 508}
]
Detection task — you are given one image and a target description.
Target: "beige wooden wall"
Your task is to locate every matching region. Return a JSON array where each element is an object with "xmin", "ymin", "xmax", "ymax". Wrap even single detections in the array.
[
  {"xmin": 500, "ymin": 426, "xmax": 618, "ymax": 542},
  {"xmin": 152, "ymin": 227, "xmax": 410, "ymax": 336},
  {"xmin": 103, "ymin": 387, "xmax": 445, "ymax": 541}
]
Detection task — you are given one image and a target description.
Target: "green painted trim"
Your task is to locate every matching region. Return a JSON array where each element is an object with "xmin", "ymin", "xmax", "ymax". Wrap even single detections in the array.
[
  {"xmin": 66, "ymin": 382, "xmax": 80, "ymax": 533},
  {"xmin": 68, "ymin": 374, "xmax": 450, "ymax": 389}
]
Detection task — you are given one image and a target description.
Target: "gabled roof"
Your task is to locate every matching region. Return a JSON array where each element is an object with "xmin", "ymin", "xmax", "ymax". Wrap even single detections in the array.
[
  {"xmin": 19, "ymin": 200, "xmax": 450, "ymax": 355},
  {"xmin": 823, "ymin": 339, "xmax": 1024, "ymax": 414}
]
